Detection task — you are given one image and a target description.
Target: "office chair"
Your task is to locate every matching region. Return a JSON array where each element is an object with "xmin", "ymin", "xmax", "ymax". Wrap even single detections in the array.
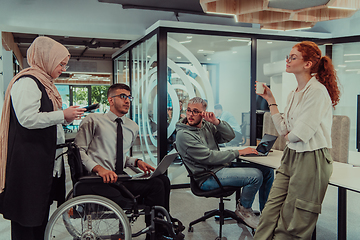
[
  {"xmin": 185, "ymin": 163, "xmax": 256, "ymax": 239},
  {"xmin": 173, "ymin": 143, "xmax": 254, "ymax": 239},
  {"xmin": 330, "ymin": 115, "xmax": 350, "ymax": 163}
]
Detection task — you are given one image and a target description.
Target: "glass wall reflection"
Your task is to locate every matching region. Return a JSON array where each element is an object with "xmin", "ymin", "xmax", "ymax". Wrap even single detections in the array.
[
  {"xmin": 130, "ymin": 35, "xmax": 158, "ymax": 166},
  {"xmin": 332, "ymin": 42, "xmax": 359, "ymax": 151},
  {"xmin": 114, "ymin": 52, "xmax": 129, "ymax": 85},
  {"xmin": 167, "ymin": 33, "xmax": 251, "ymax": 184}
]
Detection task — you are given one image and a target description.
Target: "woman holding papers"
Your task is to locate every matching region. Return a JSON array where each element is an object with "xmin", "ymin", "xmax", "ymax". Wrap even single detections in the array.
[{"xmin": 254, "ymin": 41, "xmax": 340, "ymax": 240}]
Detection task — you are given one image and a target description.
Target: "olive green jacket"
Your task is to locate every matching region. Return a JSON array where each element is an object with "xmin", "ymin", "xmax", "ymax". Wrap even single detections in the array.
[{"xmin": 175, "ymin": 118, "xmax": 240, "ymax": 185}]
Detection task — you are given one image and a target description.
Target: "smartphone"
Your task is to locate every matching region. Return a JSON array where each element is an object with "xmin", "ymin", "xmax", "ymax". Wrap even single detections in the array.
[{"xmin": 84, "ymin": 103, "xmax": 100, "ymax": 112}]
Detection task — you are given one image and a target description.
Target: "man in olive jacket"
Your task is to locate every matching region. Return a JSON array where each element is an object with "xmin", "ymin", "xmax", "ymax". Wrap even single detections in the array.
[{"xmin": 176, "ymin": 97, "xmax": 274, "ymax": 229}]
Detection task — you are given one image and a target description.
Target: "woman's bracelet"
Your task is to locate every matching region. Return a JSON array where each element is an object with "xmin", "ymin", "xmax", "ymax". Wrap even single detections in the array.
[{"xmin": 268, "ymin": 103, "xmax": 278, "ymax": 108}]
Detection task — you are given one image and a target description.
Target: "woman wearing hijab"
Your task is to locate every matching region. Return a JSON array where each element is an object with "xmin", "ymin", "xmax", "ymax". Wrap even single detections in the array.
[{"xmin": 0, "ymin": 36, "xmax": 85, "ymax": 240}]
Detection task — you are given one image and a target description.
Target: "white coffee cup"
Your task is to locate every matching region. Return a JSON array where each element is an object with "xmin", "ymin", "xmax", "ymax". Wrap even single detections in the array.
[{"xmin": 256, "ymin": 82, "xmax": 266, "ymax": 94}]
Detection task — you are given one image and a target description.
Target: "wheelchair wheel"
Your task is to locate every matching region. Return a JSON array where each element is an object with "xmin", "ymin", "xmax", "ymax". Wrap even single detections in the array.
[{"xmin": 45, "ymin": 195, "xmax": 131, "ymax": 240}]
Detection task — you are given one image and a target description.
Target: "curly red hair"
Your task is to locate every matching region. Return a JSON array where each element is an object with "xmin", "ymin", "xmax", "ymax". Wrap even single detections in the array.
[{"xmin": 294, "ymin": 41, "xmax": 341, "ymax": 108}]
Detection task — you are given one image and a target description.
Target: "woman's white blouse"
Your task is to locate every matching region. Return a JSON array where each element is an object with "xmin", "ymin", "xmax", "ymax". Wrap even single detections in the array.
[
  {"xmin": 271, "ymin": 77, "xmax": 333, "ymax": 152},
  {"xmin": 10, "ymin": 77, "xmax": 66, "ymax": 177}
]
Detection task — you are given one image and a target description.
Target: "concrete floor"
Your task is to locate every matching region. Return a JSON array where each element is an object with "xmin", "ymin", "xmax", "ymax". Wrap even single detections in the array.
[{"xmin": 1, "ymin": 161, "xmax": 360, "ymax": 239}]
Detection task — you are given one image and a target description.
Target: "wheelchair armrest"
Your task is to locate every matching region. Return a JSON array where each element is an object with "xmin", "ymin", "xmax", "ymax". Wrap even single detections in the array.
[
  {"xmin": 78, "ymin": 174, "xmax": 131, "ymax": 182},
  {"xmin": 117, "ymin": 174, "xmax": 132, "ymax": 180},
  {"xmin": 78, "ymin": 175, "xmax": 104, "ymax": 183}
]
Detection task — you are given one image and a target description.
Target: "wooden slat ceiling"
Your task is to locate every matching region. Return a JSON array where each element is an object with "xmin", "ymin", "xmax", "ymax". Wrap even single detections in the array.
[{"xmin": 200, "ymin": 0, "xmax": 360, "ymax": 30}]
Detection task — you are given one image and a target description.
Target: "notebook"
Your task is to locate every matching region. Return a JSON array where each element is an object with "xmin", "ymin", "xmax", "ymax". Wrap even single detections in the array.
[
  {"xmin": 130, "ymin": 153, "xmax": 178, "ymax": 180},
  {"xmin": 250, "ymin": 134, "xmax": 278, "ymax": 156}
]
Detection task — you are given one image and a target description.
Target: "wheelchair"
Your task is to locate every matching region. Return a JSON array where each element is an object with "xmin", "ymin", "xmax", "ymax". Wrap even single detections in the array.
[{"xmin": 45, "ymin": 139, "xmax": 178, "ymax": 240}]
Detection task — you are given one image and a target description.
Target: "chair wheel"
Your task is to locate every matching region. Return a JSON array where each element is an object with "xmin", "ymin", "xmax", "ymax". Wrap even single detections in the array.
[
  {"xmin": 215, "ymin": 237, "xmax": 227, "ymax": 240},
  {"xmin": 188, "ymin": 226, "xmax": 194, "ymax": 232}
]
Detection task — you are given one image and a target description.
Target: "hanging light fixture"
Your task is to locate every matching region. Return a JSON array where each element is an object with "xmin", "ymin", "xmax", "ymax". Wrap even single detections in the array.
[{"xmin": 200, "ymin": 0, "xmax": 360, "ymax": 31}]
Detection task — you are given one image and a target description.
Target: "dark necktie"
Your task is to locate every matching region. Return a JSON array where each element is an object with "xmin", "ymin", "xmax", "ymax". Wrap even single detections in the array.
[{"xmin": 115, "ymin": 118, "xmax": 123, "ymax": 174}]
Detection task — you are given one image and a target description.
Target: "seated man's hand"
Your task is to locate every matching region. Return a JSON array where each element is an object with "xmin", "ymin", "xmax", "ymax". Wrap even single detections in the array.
[
  {"xmin": 137, "ymin": 160, "xmax": 155, "ymax": 174},
  {"xmin": 201, "ymin": 111, "xmax": 220, "ymax": 125},
  {"xmin": 92, "ymin": 165, "xmax": 118, "ymax": 183},
  {"xmin": 238, "ymin": 147, "xmax": 258, "ymax": 156}
]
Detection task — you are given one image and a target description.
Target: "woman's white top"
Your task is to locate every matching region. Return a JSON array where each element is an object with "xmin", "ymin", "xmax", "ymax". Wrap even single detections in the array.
[
  {"xmin": 10, "ymin": 77, "xmax": 66, "ymax": 177},
  {"xmin": 272, "ymin": 76, "xmax": 333, "ymax": 152}
]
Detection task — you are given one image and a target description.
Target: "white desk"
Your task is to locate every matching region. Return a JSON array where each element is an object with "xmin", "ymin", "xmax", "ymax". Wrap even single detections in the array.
[{"xmin": 221, "ymin": 146, "xmax": 360, "ymax": 240}]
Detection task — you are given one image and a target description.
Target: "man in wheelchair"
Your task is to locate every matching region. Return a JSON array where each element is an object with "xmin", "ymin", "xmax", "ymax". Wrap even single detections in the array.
[{"xmin": 74, "ymin": 83, "xmax": 183, "ymax": 240}]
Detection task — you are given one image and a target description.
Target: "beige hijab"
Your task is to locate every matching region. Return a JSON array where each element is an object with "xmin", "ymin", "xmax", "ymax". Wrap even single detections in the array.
[{"xmin": 0, "ymin": 36, "xmax": 70, "ymax": 192}]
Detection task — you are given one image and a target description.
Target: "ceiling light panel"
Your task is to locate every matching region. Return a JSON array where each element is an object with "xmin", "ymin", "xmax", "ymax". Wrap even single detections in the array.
[
  {"xmin": 197, "ymin": 49, "xmax": 215, "ymax": 54},
  {"xmin": 268, "ymin": 0, "xmax": 330, "ymax": 10},
  {"xmin": 200, "ymin": 0, "xmax": 360, "ymax": 30}
]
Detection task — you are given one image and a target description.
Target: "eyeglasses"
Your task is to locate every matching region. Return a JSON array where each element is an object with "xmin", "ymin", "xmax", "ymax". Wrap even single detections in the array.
[
  {"xmin": 186, "ymin": 109, "xmax": 202, "ymax": 116},
  {"xmin": 286, "ymin": 54, "xmax": 302, "ymax": 63},
  {"xmin": 111, "ymin": 93, "xmax": 134, "ymax": 101},
  {"xmin": 59, "ymin": 63, "xmax": 69, "ymax": 71}
]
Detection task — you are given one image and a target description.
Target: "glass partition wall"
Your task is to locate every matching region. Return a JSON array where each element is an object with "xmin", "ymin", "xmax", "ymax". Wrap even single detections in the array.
[
  {"xmin": 131, "ymin": 35, "xmax": 158, "ymax": 165},
  {"xmin": 332, "ymin": 41, "xmax": 360, "ymax": 152},
  {"xmin": 112, "ymin": 26, "xmax": 345, "ymax": 186},
  {"xmin": 114, "ymin": 51, "xmax": 130, "ymax": 85},
  {"xmin": 113, "ymin": 35, "xmax": 158, "ymax": 167},
  {"xmin": 166, "ymin": 33, "xmax": 252, "ymax": 184}
]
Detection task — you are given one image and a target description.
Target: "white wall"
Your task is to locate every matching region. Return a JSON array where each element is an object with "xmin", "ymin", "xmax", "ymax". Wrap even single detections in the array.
[
  {"xmin": 213, "ymin": 45, "xmax": 251, "ymax": 125},
  {"xmin": 2, "ymin": 49, "xmax": 13, "ymax": 92}
]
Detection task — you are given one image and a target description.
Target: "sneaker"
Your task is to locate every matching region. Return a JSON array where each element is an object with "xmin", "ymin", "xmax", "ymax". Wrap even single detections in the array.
[{"xmin": 235, "ymin": 203, "xmax": 260, "ymax": 229}]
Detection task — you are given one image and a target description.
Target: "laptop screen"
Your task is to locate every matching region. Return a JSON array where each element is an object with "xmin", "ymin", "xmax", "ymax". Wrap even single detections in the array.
[{"xmin": 256, "ymin": 134, "xmax": 278, "ymax": 154}]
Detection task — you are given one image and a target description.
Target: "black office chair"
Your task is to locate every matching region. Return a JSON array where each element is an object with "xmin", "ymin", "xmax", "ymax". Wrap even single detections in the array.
[
  {"xmin": 183, "ymin": 162, "xmax": 256, "ymax": 239},
  {"xmin": 173, "ymin": 142, "xmax": 254, "ymax": 239},
  {"xmin": 188, "ymin": 169, "xmax": 248, "ymax": 240}
]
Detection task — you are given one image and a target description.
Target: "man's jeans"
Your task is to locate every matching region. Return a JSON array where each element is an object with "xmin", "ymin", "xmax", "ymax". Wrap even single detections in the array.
[{"xmin": 200, "ymin": 162, "xmax": 274, "ymax": 211}]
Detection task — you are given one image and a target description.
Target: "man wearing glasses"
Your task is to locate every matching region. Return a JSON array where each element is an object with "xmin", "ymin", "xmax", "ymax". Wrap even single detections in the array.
[
  {"xmin": 175, "ymin": 97, "xmax": 274, "ymax": 229},
  {"xmin": 75, "ymin": 83, "xmax": 173, "ymax": 239}
]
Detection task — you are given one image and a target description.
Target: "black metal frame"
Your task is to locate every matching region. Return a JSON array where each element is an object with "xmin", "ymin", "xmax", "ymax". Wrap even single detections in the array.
[
  {"xmin": 112, "ymin": 26, "xmax": 318, "ymax": 162},
  {"xmin": 112, "ymin": 24, "xmax": 360, "ymax": 240},
  {"xmin": 157, "ymin": 27, "xmax": 168, "ymax": 164}
]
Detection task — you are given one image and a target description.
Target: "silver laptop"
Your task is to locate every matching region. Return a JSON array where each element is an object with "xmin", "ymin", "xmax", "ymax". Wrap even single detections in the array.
[{"xmin": 130, "ymin": 153, "xmax": 178, "ymax": 180}]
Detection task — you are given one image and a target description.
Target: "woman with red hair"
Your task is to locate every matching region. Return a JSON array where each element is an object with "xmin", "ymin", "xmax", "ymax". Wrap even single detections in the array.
[{"xmin": 254, "ymin": 41, "xmax": 340, "ymax": 240}]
